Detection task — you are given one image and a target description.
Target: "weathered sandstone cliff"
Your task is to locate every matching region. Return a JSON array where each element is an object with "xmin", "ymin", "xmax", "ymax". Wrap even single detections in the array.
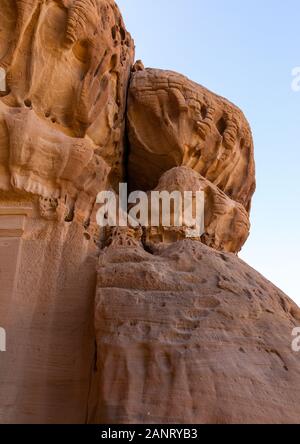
[
  {"xmin": 90, "ymin": 239, "xmax": 300, "ymax": 424},
  {"xmin": 0, "ymin": 0, "xmax": 134, "ymax": 423},
  {"xmin": 0, "ymin": 0, "xmax": 299, "ymax": 425}
]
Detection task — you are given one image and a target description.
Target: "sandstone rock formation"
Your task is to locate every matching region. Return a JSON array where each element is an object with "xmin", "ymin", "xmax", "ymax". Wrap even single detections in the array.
[
  {"xmin": 144, "ymin": 167, "xmax": 250, "ymax": 254},
  {"xmin": 90, "ymin": 239, "xmax": 300, "ymax": 424},
  {"xmin": 0, "ymin": 0, "xmax": 134, "ymax": 222},
  {"xmin": 127, "ymin": 68, "xmax": 256, "ymax": 213},
  {"xmin": 0, "ymin": 0, "xmax": 134, "ymax": 423},
  {"xmin": 126, "ymin": 68, "xmax": 255, "ymax": 254},
  {"xmin": 0, "ymin": 0, "xmax": 299, "ymax": 426},
  {"xmin": 0, "ymin": 194, "xmax": 98, "ymax": 423}
]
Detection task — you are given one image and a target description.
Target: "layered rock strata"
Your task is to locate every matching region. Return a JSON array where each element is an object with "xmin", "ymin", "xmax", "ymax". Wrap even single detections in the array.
[
  {"xmin": 0, "ymin": 0, "xmax": 299, "ymax": 426},
  {"xmin": 127, "ymin": 68, "xmax": 255, "ymax": 213},
  {"xmin": 0, "ymin": 0, "xmax": 134, "ymax": 423},
  {"xmin": 91, "ymin": 239, "xmax": 300, "ymax": 424}
]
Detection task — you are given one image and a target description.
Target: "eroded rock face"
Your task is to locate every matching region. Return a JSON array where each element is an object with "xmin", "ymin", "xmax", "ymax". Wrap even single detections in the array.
[
  {"xmin": 0, "ymin": 0, "xmax": 134, "ymax": 223},
  {"xmin": 0, "ymin": 0, "xmax": 298, "ymax": 427},
  {"xmin": 127, "ymin": 68, "xmax": 255, "ymax": 213},
  {"xmin": 0, "ymin": 0, "xmax": 134, "ymax": 424},
  {"xmin": 91, "ymin": 240, "xmax": 300, "ymax": 424},
  {"xmin": 144, "ymin": 166, "xmax": 250, "ymax": 254},
  {"xmin": 0, "ymin": 190, "xmax": 100, "ymax": 423}
]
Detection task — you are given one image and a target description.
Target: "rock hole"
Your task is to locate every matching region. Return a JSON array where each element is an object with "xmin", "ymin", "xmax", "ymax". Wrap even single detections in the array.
[
  {"xmin": 111, "ymin": 25, "xmax": 117, "ymax": 40},
  {"xmin": 119, "ymin": 26, "xmax": 126, "ymax": 41},
  {"xmin": 24, "ymin": 99, "xmax": 32, "ymax": 108},
  {"xmin": 130, "ymin": 320, "xmax": 137, "ymax": 327},
  {"xmin": 216, "ymin": 117, "xmax": 227, "ymax": 135},
  {"xmin": 200, "ymin": 105, "xmax": 207, "ymax": 119},
  {"xmin": 109, "ymin": 54, "xmax": 118, "ymax": 72},
  {"xmin": 65, "ymin": 208, "xmax": 74, "ymax": 223}
]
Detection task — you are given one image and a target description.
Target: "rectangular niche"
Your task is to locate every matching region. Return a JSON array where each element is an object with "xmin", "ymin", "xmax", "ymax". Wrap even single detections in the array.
[{"xmin": 0, "ymin": 203, "xmax": 32, "ymax": 302}]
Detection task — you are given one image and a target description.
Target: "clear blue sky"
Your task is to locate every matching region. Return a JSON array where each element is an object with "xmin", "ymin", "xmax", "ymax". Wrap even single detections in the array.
[{"xmin": 118, "ymin": 0, "xmax": 300, "ymax": 305}]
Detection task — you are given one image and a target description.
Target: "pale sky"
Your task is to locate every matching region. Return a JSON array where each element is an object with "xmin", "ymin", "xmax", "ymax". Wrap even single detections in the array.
[{"xmin": 118, "ymin": 0, "xmax": 300, "ymax": 305}]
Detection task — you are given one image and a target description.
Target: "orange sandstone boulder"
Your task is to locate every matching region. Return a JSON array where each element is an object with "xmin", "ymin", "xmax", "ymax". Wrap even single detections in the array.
[
  {"xmin": 127, "ymin": 68, "xmax": 255, "ymax": 213},
  {"xmin": 90, "ymin": 238, "xmax": 300, "ymax": 424}
]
